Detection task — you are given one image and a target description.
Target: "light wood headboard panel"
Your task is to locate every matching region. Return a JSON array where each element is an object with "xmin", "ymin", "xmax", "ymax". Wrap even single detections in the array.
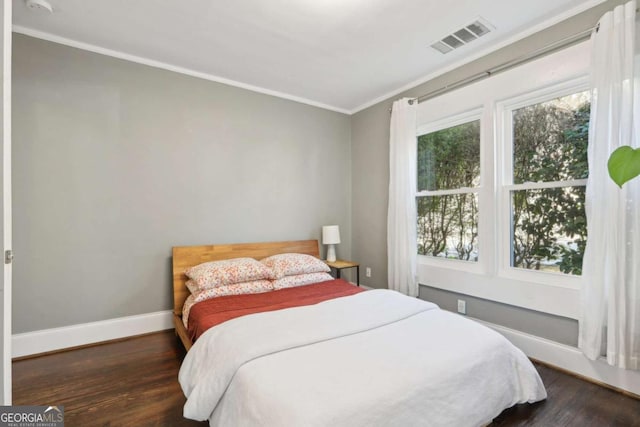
[{"xmin": 172, "ymin": 240, "xmax": 320, "ymax": 315}]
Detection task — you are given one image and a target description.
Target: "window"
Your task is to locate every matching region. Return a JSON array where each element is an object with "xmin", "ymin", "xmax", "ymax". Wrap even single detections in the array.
[
  {"xmin": 416, "ymin": 116, "xmax": 480, "ymax": 262},
  {"xmin": 414, "ymin": 41, "xmax": 590, "ymax": 318},
  {"xmin": 505, "ymin": 91, "xmax": 590, "ymax": 276}
]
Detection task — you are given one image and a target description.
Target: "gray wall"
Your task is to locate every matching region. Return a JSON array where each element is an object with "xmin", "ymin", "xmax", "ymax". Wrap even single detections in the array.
[
  {"xmin": 419, "ymin": 286, "xmax": 578, "ymax": 346},
  {"xmin": 12, "ymin": 34, "xmax": 351, "ymax": 333},
  {"xmin": 351, "ymin": 0, "xmax": 624, "ymax": 342},
  {"xmin": 12, "ymin": 0, "xmax": 624, "ymax": 339}
]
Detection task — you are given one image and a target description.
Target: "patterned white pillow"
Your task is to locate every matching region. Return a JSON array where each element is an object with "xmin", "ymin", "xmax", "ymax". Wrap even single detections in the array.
[
  {"xmin": 186, "ymin": 280, "xmax": 199, "ymax": 295},
  {"xmin": 185, "ymin": 257, "xmax": 275, "ymax": 291},
  {"xmin": 182, "ymin": 294, "xmax": 196, "ymax": 328},
  {"xmin": 260, "ymin": 253, "xmax": 330, "ymax": 279},
  {"xmin": 182, "ymin": 280, "xmax": 275, "ymax": 328},
  {"xmin": 272, "ymin": 272, "xmax": 334, "ymax": 290},
  {"xmin": 193, "ymin": 280, "xmax": 274, "ymax": 302}
]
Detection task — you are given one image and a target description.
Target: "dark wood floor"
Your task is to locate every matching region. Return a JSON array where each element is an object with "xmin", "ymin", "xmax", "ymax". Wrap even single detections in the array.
[
  {"xmin": 13, "ymin": 330, "xmax": 640, "ymax": 426},
  {"xmin": 13, "ymin": 331, "xmax": 204, "ymax": 426}
]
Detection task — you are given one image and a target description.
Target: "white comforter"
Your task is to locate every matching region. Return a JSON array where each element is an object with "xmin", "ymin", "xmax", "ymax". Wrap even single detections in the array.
[{"xmin": 179, "ymin": 290, "xmax": 546, "ymax": 427}]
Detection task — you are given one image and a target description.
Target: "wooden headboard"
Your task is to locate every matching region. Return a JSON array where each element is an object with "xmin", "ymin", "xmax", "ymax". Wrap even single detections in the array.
[{"xmin": 172, "ymin": 239, "xmax": 320, "ymax": 316}]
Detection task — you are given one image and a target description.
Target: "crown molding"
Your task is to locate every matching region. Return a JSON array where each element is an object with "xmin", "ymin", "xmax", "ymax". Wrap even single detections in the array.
[{"xmin": 12, "ymin": 25, "xmax": 351, "ymax": 115}]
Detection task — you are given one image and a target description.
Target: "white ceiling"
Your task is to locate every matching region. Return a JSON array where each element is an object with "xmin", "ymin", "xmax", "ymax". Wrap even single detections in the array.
[{"xmin": 12, "ymin": 0, "xmax": 602, "ymax": 113}]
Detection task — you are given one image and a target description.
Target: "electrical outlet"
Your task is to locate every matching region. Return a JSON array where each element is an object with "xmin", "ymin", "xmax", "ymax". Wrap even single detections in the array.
[
  {"xmin": 457, "ymin": 299, "xmax": 466, "ymax": 315},
  {"xmin": 365, "ymin": 267, "xmax": 371, "ymax": 278}
]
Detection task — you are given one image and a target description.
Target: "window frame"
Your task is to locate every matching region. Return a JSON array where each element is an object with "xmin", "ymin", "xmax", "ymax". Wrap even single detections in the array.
[
  {"xmin": 416, "ymin": 108, "xmax": 485, "ymax": 274},
  {"xmin": 413, "ymin": 40, "xmax": 591, "ymax": 319},
  {"xmin": 496, "ymin": 77, "xmax": 589, "ymax": 290}
]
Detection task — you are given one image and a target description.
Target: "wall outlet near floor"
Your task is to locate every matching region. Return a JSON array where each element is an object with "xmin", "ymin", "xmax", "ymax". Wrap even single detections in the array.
[
  {"xmin": 457, "ymin": 299, "xmax": 466, "ymax": 315},
  {"xmin": 365, "ymin": 267, "xmax": 371, "ymax": 278}
]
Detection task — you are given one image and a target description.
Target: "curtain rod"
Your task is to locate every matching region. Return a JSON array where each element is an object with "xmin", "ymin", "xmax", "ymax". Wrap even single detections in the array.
[
  {"xmin": 389, "ymin": 26, "xmax": 594, "ymax": 112},
  {"xmin": 390, "ymin": 7, "xmax": 640, "ymax": 112}
]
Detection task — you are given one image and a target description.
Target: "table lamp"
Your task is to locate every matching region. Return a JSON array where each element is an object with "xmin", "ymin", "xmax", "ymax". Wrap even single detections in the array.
[{"xmin": 322, "ymin": 225, "xmax": 341, "ymax": 262}]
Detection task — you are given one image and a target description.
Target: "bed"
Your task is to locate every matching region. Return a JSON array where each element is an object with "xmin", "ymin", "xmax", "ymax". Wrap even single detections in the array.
[
  {"xmin": 173, "ymin": 240, "xmax": 547, "ymax": 426},
  {"xmin": 172, "ymin": 239, "xmax": 324, "ymax": 351}
]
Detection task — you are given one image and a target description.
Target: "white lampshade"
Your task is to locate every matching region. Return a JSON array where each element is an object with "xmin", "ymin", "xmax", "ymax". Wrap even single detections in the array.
[
  {"xmin": 322, "ymin": 225, "xmax": 340, "ymax": 262},
  {"xmin": 322, "ymin": 225, "xmax": 341, "ymax": 244}
]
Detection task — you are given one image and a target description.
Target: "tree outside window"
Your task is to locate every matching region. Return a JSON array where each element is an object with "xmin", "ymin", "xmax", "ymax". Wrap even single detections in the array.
[
  {"xmin": 417, "ymin": 120, "xmax": 480, "ymax": 261},
  {"xmin": 510, "ymin": 91, "xmax": 589, "ymax": 275},
  {"xmin": 416, "ymin": 91, "xmax": 590, "ymax": 275}
]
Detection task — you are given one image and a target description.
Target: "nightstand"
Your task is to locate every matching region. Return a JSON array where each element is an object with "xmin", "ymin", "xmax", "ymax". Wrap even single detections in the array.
[{"xmin": 324, "ymin": 259, "xmax": 360, "ymax": 286}]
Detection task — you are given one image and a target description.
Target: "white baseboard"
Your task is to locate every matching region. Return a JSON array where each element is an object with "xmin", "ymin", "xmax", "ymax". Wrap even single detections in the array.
[
  {"xmin": 471, "ymin": 317, "xmax": 640, "ymax": 396},
  {"xmin": 12, "ymin": 303, "xmax": 640, "ymax": 396},
  {"xmin": 13, "ymin": 283, "xmax": 368, "ymax": 358},
  {"xmin": 11, "ymin": 284, "xmax": 373, "ymax": 358},
  {"xmin": 12, "ymin": 310, "xmax": 173, "ymax": 358}
]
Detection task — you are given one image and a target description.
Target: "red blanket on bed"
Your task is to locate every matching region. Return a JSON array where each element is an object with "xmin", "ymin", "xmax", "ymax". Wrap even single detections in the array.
[{"xmin": 188, "ymin": 279, "xmax": 364, "ymax": 341}]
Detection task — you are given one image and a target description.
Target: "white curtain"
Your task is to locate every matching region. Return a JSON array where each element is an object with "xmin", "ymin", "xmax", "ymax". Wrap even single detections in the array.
[
  {"xmin": 580, "ymin": 0, "xmax": 640, "ymax": 370},
  {"xmin": 387, "ymin": 98, "xmax": 418, "ymax": 296}
]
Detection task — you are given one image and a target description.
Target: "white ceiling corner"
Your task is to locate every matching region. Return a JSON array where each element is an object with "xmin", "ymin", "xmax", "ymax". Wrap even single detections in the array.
[{"xmin": 12, "ymin": 0, "xmax": 604, "ymax": 114}]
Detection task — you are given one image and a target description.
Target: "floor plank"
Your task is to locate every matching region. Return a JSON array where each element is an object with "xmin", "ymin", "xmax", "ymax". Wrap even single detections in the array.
[
  {"xmin": 13, "ymin": 331, "xmax": 204, "ymax": 426},
  {"xmin": 13, "ymin": 330, "xmax": 640, "ymax": 426},
  {"xmin": 489, "ymin": 363, "xmax": 640, "ymax": 426}
]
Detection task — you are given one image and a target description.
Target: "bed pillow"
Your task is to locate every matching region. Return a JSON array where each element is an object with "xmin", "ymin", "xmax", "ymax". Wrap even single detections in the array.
[
  {"xmin": 185, "ymin": 257, "xmax": 275, "ymax": 291},
  {"xmin": 272, "ymin": 272, "xmax": 334, "ymax": 290},
  {"xmin": 183, "ymin": 280, "xmax": 275, "ymax": 328},
  {"xmin": 186, "ymin": 280, "xmax": 199, "ymax": 295},
  {"xmin": 193, "ymin": 280, "xmax": 274, "ymax": 303},
  {"xmin": 260, "ymin": 253, "xmax": 330, "ymax": 279},
  {"xmin": 182, "ymin": 294, "xmax": 196, "ymax": 328}
]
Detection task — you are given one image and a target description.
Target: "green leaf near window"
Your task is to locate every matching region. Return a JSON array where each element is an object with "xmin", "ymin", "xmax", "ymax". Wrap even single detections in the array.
[{"xmin": 608, "ymin": 146, "xmax": 640, "ymax": 188}]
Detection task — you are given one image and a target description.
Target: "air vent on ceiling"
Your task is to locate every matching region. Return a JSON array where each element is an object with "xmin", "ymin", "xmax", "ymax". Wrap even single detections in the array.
[{"xmin": 430, "ymin": 18, "xmax": 493, "ymax": 54}]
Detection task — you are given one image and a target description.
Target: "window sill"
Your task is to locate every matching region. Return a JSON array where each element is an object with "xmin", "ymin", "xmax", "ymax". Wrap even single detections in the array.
[
  {"xmin": 498, "ymin": 266, "xmax": 581, "ymax": 290},
  {"xmin": 418, "ymin": 255, "xmax": 484, "ymax": 274},
  {"xmin": 417, "ymin": 261, "xmax": 580, "ymax": 319}
]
